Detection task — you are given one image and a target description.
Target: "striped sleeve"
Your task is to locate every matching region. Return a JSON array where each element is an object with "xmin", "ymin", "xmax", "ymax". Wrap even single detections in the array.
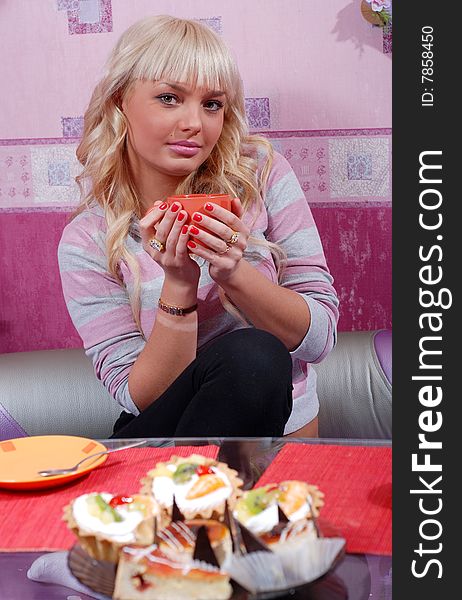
[
  {"xmin": 57, "ymin": 212, "xmax": 142, "ymax": 415},
  {"xmin": 265, "ymin": 152, "xmax": 339, "ymax": 363}
]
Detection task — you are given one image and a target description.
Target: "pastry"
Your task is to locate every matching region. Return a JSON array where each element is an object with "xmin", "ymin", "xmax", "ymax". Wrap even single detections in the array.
[
  {"xmin": 141, "ymin": 454, "xmax": 242, "ymax": 525},
  {"xmin": 113, "ymin": 531, "xmax": 233, "ymax": 599},
  {"xmin": 156, "ymin": 518, "xmax": 232, "ymax": 567},
  {"xmin": 234, "ymin": 480, "xmax": 324, "ymax": 549},
  {"xmin": 63, "ymin": 492, "xmax": 157, "ymax": 563}
]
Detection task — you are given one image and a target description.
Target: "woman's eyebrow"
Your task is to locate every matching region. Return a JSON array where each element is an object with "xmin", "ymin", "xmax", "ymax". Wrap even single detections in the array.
[{"xmin": 157, "ymin": 81, "xmax": 226, "ymax": 96}]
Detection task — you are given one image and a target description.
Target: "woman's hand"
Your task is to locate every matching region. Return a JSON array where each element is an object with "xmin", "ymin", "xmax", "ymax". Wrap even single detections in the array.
[
  {"xmin": 139, "ymin": 201, "xmax": 200, "ymax": 287},
  {"xmin": 186, "ymin": 197, "xmax": 250, "ymax": 284}
]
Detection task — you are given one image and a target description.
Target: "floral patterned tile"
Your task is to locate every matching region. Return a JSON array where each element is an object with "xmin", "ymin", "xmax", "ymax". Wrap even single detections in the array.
[
  {"xmin": 329, "ymin": 137, "xmax": 390, "ymax": 198},
  {"xmin": 347, "ymin": 154, "xmax": 373, "ymax": 180},
  {"xmin": 67, "ymin": 0, "xmax": 112, "ymax": 34},
  {"xmin": 0, "ymin": 148, "xmax": 34, "ymax": 208},
  {"xmin": 62, "ymin": 117, "xmax": 84, "ymax": 138},
  {"xmin": 30, "ymin": 145, "xmax": 80, "ymax": 205},
  {"xmin": 383, "ymin": 22, "xmax": 392, "ymax": 54},
  {"xmin": 269, "ymin": 138, "xmax": 330, "ymax": 201},
  {"xmin": 48, "ymin": 161, "xmax": 72, "ymax": 186},
  {"xmin": 196, "ymin": 17, "xmax": 222, "ymax": 35},
  {"xmin": 57, "ymin": 0, "xmax": 79, "ymax": 9},
  {"xmin": 245, "ymin": 98, "xmax": 271, "ymax": 130}
]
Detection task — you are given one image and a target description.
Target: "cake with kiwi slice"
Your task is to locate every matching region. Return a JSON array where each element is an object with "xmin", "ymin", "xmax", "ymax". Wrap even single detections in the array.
[
  {"xmin": 140, "ymin": 454, "xmax": 243, "ymax": 525},
  {"xmin": 63, "ymin": 492, "xmax": 158, "ymax": 562},
  {"xmin": 234, "ymin": 480, "xmax": 324, "ymax": 549}
]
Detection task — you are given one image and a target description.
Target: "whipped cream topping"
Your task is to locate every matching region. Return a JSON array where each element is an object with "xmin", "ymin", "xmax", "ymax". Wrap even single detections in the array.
[
  {"xmin": 242, "ymin": 503, "xmax": 279, "ymax": 535},
  {"xmin": 152, "ymin": 465, "xmax": 232, "ymax": 513},
  {"xmin": 72, "ymin": 493, "xmax": 147, "ymax": 543},
  {"xmin": 287, "ymin": 496, "xmax": 311, "ymax": 522},
  {"xmin": 236, "ymin": 492, "xmax": 314, "ymax": 535}
]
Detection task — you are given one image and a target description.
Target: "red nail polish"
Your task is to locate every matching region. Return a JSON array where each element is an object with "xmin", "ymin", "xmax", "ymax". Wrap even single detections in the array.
[
  {"xmin": 182, "ymin": 225, "xmax": 188, "ymax": 234},
  {"xmin": 190, "ymin": 226, "xmax": 200, "ymax": 235},
  {"xmin": 171, "ymin": 203, "xmax": 179, "ymax": 212},
  {"xmin": 159, "ymin": 202, "xmax": 168, "ymax": 210},
  {"xmin": 205, "ymin": 203, "xmax": 213, "ymax": 211},
  {"xmin": 187, "ymin": 241, "xmax": 197, "ymax": 249},
  {"xmin": 177, "ymin": 212, "xmax": 185, "ymax": 221},
  {"xmin": 193, "ymin": 213, "xmax": 203, "ymax": 222}
]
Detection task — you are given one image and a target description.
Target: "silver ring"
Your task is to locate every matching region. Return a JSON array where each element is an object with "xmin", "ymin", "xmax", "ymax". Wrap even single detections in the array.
[
  {"xmin": 217, "ymin": 245, "xmax": 231, "ymax": 255},
  {"xmin": 149, "ymin": 238, "xmax": 165, "ymax": 252},
  {"xmin": 226, "ymin": 231, "xmax": 239, "ymax": 245}
]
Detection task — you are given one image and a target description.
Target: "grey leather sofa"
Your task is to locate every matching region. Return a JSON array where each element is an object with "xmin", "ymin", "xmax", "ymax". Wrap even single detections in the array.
[{"xmin": 0, "ymin": 330, "xmax": 391, "ymax": 441}]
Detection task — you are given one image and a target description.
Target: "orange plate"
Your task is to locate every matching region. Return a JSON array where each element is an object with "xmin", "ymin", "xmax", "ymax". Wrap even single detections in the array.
[{"xmin": 0, "ymin": 435, "xmax": 107, "ymax": 490}]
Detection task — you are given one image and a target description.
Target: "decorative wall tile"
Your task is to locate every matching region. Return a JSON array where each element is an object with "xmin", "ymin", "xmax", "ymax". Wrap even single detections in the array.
[
  {"xmin": 62, "ymin": 117, "xmax": 84, "ymax": 138},
  {"xmin": 78, "ymin": 0, "xmax": 100, "ymax": 24},
  {"xmin": 383, "ymin": 23, "xmax": 392, "ymax": 54},
  {"xmin": 347, "ymin": 154, "xmax": 372, "ymax": 180},
  {"xmin": 328, "ymin": 137, "xmax": 390, "ymax": 198},
  {"xmin": 196, "ymin": 17, "xmax": 222, "ymax": 35},
  {"xmin": 57, "ymin": 0, "xmax": 79, "ymax": 9},
  {"xmin": 48, "ymin": 161, "xmax": 71, "ymax": 186},
  {"xmin": 67, "ymin": 0, "xmax": 112, "ymax": 34},
  {"xmin": 0, "ymin": 148, "xmax": 34, "ymax": 208},
  {"xmin": 268, "ymin": 137, "xmax": 330, "ymax": 201},
  {"xmin": 245, "ymin": 98, "xmax": 271, "ymax": 129},
  {"xmin": 30, "ymin": 145, "xmax": 80, "ymax": 205}
]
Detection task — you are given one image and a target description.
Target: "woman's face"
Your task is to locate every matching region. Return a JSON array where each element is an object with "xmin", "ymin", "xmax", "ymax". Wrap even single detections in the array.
[{"xmin": 121, "ymin": 79, "xmax": 226, "ymax": 186}]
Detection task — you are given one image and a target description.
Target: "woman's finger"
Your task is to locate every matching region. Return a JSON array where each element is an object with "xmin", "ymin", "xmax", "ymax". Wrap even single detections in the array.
[
  {"xmin": 176, "ymin": 222, "xmax": 191, "ymax": 258},
  {"xmin": 231, "ymin": 197, "xmax": 244, "ymax": 218},
  {"xmin": 153, "ymin": 201, "xmax": 183, "ymax": 245},
  {"xmin": 201, "ymin": 203, "xmax": 249, "ymax": 240},
  {"xmin": 188, "ymin": 224, "xmax": 233, "ymax": 255},
  {"xmin": 189, "ymin": 211, "xmax": 248, "ymax": 250},
  {"xmin": 187, "ymin": 239, "xmax": 217, "ymax": 262},
  {"xmin": 165, "ymin": 209, "xmax": 187, "ymax": 251},
  {"xmin": 139, "ymin": 202, "xmax": 169, "ymax": 238}
]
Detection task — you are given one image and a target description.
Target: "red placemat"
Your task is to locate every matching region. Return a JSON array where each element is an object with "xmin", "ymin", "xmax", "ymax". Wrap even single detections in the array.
[
  {"xmin": 256, "ymin": 443, "xmax": 391, "ymax": 556},
  {"xmin": 0, "ymin": 445, "xmax": 218, "ymax": 552}
]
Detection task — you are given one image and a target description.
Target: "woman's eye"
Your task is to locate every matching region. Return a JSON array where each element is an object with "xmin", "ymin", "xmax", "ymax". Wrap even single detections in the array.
[
  {"xmin": 204, "ymin": 100, "xmax": 224, "ymax": 112},
  {"xmin": 157, "ymin": 94, "xmax": 178, "ymax": 105}
]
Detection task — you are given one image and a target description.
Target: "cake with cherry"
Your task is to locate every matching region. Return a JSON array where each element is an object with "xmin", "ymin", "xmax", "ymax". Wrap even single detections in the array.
[
  {"xmin": 63, "ymin": 492, "xmax": 157, "ymax": 563},
  {"xmin": 141, "ymin": 454, "xmax": 242, "ymax": 525}
]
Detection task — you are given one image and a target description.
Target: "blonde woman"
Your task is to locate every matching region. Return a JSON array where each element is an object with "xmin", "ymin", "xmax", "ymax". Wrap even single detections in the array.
[{"xmin": 58, "ymin": 15, "xmax": 339, "ymax": 438}]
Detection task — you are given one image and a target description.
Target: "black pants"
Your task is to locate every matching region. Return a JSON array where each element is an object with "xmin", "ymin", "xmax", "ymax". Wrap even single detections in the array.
[{"xmin": 111, "ymin": 328, "xmax": 293, "ymax": 438}]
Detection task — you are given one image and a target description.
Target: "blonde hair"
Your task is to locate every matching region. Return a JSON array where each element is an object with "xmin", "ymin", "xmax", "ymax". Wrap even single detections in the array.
[{"xmin": 75, "ymin": 15, "xmax": 286, "ymax": 333}]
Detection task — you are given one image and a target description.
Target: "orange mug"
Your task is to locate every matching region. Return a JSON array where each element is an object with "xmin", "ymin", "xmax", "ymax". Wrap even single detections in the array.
[
  {"xmin": 167, "ymin": 194, "xmax": 232, "ymax": 250},
  {"xmin": 166, "ymin": 194, "xmax": 232, "ymax": 223}
]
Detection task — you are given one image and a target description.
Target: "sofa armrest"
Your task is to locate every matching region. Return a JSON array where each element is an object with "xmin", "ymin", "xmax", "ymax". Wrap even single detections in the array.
[
  {"xmin": 314, "ymin": 330, "xmax": 392, "ymax": 439},
  {"xmin": 0, "ymin": 348, "xmax": 120, "ymax": 440}
]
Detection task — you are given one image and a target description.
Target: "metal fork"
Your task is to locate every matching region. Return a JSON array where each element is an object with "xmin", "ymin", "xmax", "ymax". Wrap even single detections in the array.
[{"xmin": 37, "ymin": 440, "xmax": 146, "ymax": 477}]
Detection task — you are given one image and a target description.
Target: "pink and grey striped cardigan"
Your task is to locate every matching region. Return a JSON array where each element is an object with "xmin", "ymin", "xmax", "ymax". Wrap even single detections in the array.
[{"xmin": 58, "ymin": 151, "xmax": 339, "ymax": 433}]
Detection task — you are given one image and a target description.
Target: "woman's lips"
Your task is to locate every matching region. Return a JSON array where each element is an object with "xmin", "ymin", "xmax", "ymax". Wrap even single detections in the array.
[{"xmin": 167, "ymin": 144, "xmax": 201, "ymax": 157}]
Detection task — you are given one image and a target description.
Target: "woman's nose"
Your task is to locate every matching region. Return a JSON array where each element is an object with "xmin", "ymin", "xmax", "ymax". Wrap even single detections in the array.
[{"xmin": 177, "ymin": 104, "xmax": 202, "ymax": 133}]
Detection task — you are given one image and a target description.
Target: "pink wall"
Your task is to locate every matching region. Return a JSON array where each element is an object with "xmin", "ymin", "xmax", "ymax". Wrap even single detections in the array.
[
  {"xmin": 0, "ymin": 0, "xmax": 391, "ymax": 141},
  {"xmin": 0, "ymin": 207, "xmax": 391, "ymax": 353},
  {"xmin": 0, "ymin": 1, "xmax": 392, "ymax": 353}
]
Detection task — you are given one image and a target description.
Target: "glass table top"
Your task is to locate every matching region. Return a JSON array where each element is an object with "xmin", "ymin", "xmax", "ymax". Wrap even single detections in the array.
[
  {"xmin": 0, "ymin": 437, "xmax": 392, "ymax": 599},
  {"xmin": 102, "ymin": 436, "xmax": 392, "ymax": 490}
]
